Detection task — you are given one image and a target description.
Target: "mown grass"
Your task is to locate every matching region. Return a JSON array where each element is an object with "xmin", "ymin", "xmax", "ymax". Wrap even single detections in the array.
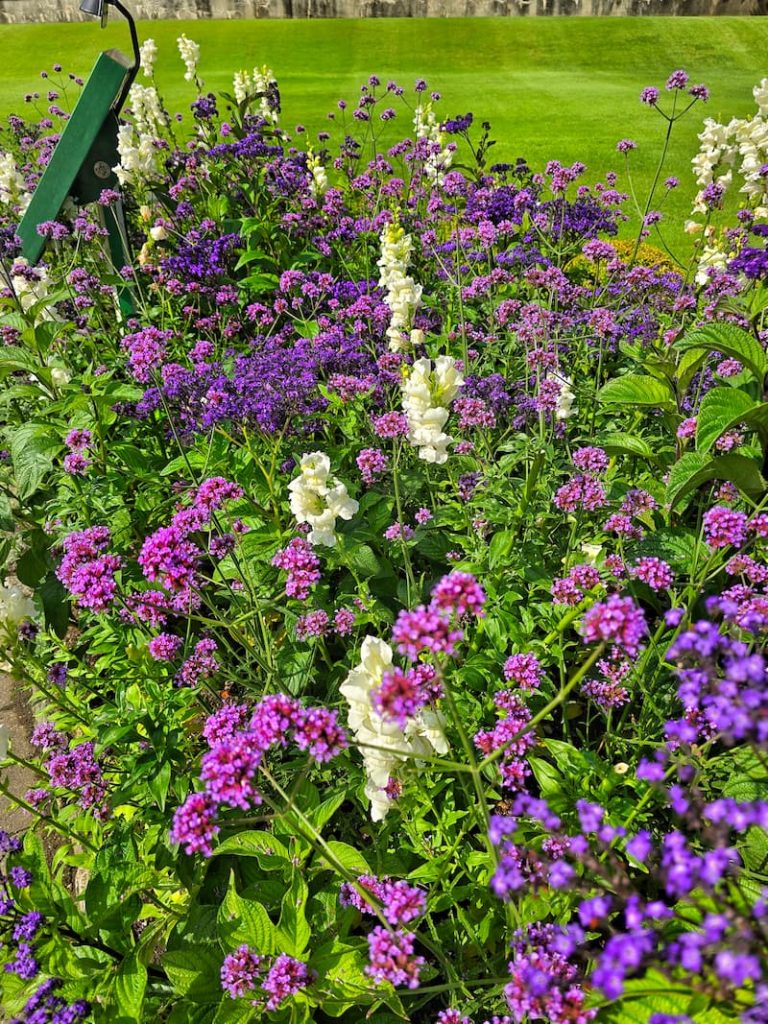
[{"xmin": 3, "ymin": 17, "xmax": 767, "ymax": 255}]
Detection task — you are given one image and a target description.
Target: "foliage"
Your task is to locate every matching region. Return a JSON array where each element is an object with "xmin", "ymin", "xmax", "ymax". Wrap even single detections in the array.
[{"xmin": 0, "ymin": 38, "xmax": 767, "ymax": 1024}]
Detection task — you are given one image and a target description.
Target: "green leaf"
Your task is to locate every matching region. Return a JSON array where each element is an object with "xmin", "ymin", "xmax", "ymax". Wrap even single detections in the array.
[
  {"xmin": 217, "ymin": 872, "xmax": 276, "ymax": 952},
  {"xmin": 114, "ymin": 951, "xmax": 147, "ymax": 1019},
  {"xmin": 665, "ymin": 452, "xmax": 710, "ymax": 507},
  {"xmin": 212, "ymin": 999, "xmax": 255, "ymax": 1024},
  {"xmin": 213, "ymin": 830, "xmax": 290, "ymax": 870},
  {"xmin": 348, "ymin": 544, "xmax": 383, "ymax": 578},
  {"xmin": 39, "ymin": 572, "xmax": 70, "ymax": 638},
  {"xmin": 668, "ymin": 451, "xmax": 767, "ymax": 506},
  {"xmin": 10, "ymin": 422, "xmax": 60, "ymax": 500},
  {"xmin": 306, "ymin": 790, "xmax": 346, "ymax": 833},
  {"xmin": 148, "ymin": 760, "xmax": 172, "ymax": 811},
  {"xmin": 162, "ymin": 946, "xmax": 224, "ymax": 1003},
  {"xmin": 675, "ymin": 322, "xmax": 768, "ymax": 383},
  {"xmin": 695, "ymin": 387, "xmax": 758, "ymax": 454},
  {"xmin": 277, "ymin": 872, "xmax": 311, "ymax": 956},
  {"xmin": 317, "ymin": 840, "xmax": 370, "ymax": 876},
  {"xmin": 598, "ymin": 374, "xmax": 676, "ymax": 410},
  {"xmin": 599, "ymin": 432, "xmax": 658, "ymax": 461}
]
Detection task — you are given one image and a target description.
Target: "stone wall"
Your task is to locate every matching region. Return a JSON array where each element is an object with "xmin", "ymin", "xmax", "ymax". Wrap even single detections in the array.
[{"xmin": 0, "ymin": 0, "xmax": 765, "ymax": 20}]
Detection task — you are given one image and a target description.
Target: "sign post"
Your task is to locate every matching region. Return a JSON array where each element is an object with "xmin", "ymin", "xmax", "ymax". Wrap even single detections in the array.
[{"xmin": 16, "ymin": 0, "xmax": 140, "ymax": 316}]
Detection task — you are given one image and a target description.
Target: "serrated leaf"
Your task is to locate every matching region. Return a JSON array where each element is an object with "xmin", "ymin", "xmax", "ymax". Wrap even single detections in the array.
[
  {"xmin": 217, "ymin": 872, "xmax": 276, "ymax": 952},
  {"xmin": 695, "ymin": 387, "xmax": 757, "ymax": 454},
  {"xmin": 277, "ymin": 872, "xmax": 310, "ymax": 956},
  {"xmin": 213, "ymin": 830, "xmax": 290, "ymax": 869},
  {"xmin": 675, "ymin": 322, "xmax": 768, "ymax": 383},
  {"xmin": 114, "ymin": 951, "xmax": 147, "ymax": 1019},
  {"xmin": 162, "ymin": 946, "xmax": 223, "ymax": 1003},
  {"xmin": 10, "ymin": 422, "xmax": 60, "ymax": 500},
  {"xmin": 665, "ymin": 452, "xmax": 710, "ymax": 507},
  {"xmin": 317, "ymin": 840, "xmax": 370, "ymax": 876},
  {"xmin": 599, "ymin": 432, "xmax": 658, "ymax": 461},
  {"xmin": 598, "ymin": 374, "xmax": 676, "ymax": 410},
  {"xmin": 668, "ymin": 452, "xmax": 766, "ymax": 507}
]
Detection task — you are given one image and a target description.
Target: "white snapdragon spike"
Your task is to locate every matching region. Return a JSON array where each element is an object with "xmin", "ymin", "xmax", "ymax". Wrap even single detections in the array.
[
  {"xmin": 307, "ymin": 149, "xmax": 329, "ymax": 197},
  {"xmin": 377, "ymin": 221, "xmax": 423, "ymax": 352},
  {"xmin": 554, "ymin": 374, "xmax": 576, "ymax": 421},
  {"xmin": 688, "ymin": 78, "xmax": 768, "ymax": 278},
  {"xmin": 128, "ymin": 84, "xmax": 169, "ymax": 135},
  {"xmin": 177, "ymin": 34, "xmax": 200, "ymax": 84},
  {"xmin": 233, "ymin": 70, "xmax": 252, "ymax": 105},
  {"xmin": 139, "ymin": 38, "xmax": 158, "ymax": 78},
  {"xmin": 114, "ymin": 123, "xmax": 163, "ymax": 187},
  {"xmin": 340, "ymin": 637, "xmax": 449, "ymax": 821},
  {"xmin": 413, "ymin": 102, "xmax": 453, "ymax": 185},
  {"xmin": 401, "ymin": 356, "xmax": 464, "ymax": 464},
  {"xmin": 288, "ymin": 452, "xmax": 358, "ymax": 547},
  {"xmin": 0, "ymin": 152, "xmax": 31, "ymax": 211},
  {"xmin": 253, "ymin": 66, "xmax": 279, "ymax": 124}
]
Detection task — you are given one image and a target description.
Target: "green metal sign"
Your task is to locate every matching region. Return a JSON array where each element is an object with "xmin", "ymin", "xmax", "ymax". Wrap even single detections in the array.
[{"xmin": 17, "ymin": 48, "xmax": 135, "ymax": 313}]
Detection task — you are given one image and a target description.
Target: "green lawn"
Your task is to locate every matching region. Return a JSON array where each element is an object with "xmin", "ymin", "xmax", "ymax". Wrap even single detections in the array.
[{"xmin": 3, "ymin": 17, "xmax": 767, "ymax": 255}]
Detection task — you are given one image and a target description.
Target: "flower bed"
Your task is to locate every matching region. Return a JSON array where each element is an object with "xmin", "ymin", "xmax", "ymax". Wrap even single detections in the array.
[{"xmin": 0, "ymin": 37, "xmax": 767, "ymax": 1024}]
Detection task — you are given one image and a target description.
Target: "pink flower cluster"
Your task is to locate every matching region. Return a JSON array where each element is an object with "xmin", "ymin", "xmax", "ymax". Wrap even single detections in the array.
[
  {"xmin": 171, "ymin": 695, "xmax": 347, "ymax": 856},
  {"xmin": 703, "ymin": 506, "xmax": 748, "ymax": 550},
  {"xmin": 581, "ymin": 594, "xmax": 648, "ymax": 658},
  {"xmin": 357, "ymin": 447, "xmax": 389, "ymax": 485},
  {"xmin": 372, "ymin": 663, "xmax": 441, "ymax": 727},
  {"xmin": 392, "ymin": 571, "xmax": 486, "ymax": 661},
  {"xmin": 366, "ymin": 926, "xmax": 424, "ymax": 990},
  {"xmin": 63, "ymin": 428, "xmax": 93, "ymax": 476},
  {"xmin": 551, "ymin": 564, "xmax": 601, "ymax": 605},
  {"xmin": 503, "ymin": 653, "xmax": 544, "ymax": 691},
  {"xmin": 272, "ymin": 537, "xmax": 321, "ymax": 599},
  {"xmin": 474, "ymin": 690, "xmax": 536, "ymax": 791},
  {"xmin": 220, "ymin": 948, "xmax": 310, "ymax": 1008},
  {"xmin": 139, "ymin": 477, "xmax": 244, "ymax": 612},
  {"xmin": 56, "ymin": 526, "xmax": 121, "ymax": 613},
  {"xmin": 339, "ymin": 874, "xmax": 426, "ymax": 924}
]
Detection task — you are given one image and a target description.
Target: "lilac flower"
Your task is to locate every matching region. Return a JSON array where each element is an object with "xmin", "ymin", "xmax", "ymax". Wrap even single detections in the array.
[
  {"xmin": 703, "ymin": 506, "xmax": 748, "ymax": 549},
  {"xmin": 262, "ymin": 954, "xmax": 311, "ymax": 1009},
  {"xmin": 148, "ymin": 633, "xmax": 182, "ymax": 661},
  {"xmin": 292, "ymin": 706, "xmax": 348, "ymax": 762},
  {"xmin": 175, "ymin": 638, "xmax": 219, "ymax": 687},
  {"xmin": 203, "ymin": 704, "xmax": 250, "ymax": 747},
  {"xmin": 170, "ymin": 791, "xmax": 220, "ymax": 856},
  {"xmin": 581, "ymin": 595, "xmax": 648, "ymax": 657},
  {"xmin": 272, "ymin": 537, "xmax": 321, "ymax": 600},
  {"xmin": 666, "ymin": 69, "xmax": 689, "ymax": 90},
  {"xmin": 366, "ymin": 926, "xmax": 424, "ymax": 989},
  {"xmin": 431, "ymin": 571, "xmax": 486, "ymax": 619},
  {"xmin": 200, "ymin": 733, "xmax": 262, "ymax": 810},
  {"xmin": 392, "ymin": 605, "xmax": 463, "ymax": 660},
  {"xmin": 629, "ymin": 557, "xmax": 674, "ymax": 591},
  {"xmin": 357, "ymin": 447, "xmax": 388, "ymax": 485},
  {"xmin": 221, "ymin": 944, "xmax": 264, "ymax": 998},
  {"xmin": 503, "ymin": 653, "xmax": 544, "ymax": 691}
]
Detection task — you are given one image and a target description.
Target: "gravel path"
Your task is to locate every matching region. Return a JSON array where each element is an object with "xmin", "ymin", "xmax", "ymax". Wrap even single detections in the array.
[{"xmin": 0, "ymin": 671, "xmax": 36, "ymax": 842}]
